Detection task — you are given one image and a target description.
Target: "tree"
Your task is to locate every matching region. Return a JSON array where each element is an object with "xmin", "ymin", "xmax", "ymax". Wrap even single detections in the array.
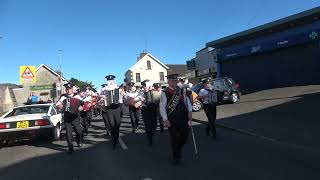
[{"xmin": 69, "ymin": 77, "xmax": 96, "ymax": 91}]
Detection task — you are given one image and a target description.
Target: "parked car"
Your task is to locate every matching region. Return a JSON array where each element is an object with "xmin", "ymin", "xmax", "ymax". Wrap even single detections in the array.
[
  {"xmin": 191, "ymin": 77, "xmax": 241, "ymax": 112},
  {"xmin": 0, "ymin": 103, "xmax": 63, "ymax": 147},
  {"xmin": 213, "ymin": 77, "xmax": 241, "ymax": 104}
]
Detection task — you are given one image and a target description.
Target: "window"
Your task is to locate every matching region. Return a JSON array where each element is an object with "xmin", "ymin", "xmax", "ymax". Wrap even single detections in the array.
[
  {"xmin": 147, "ymin": 60, "xmax": 151, "ymax": 70},
  {"xmin": 159, "ymin": 72, "xmax": 164, "ymax": 81},
  {"xmin": 50, "ymin": 107, "xmax": 57, "ymax": 116},
  {"xmin": 136, "ymin": 73, "xmax": 141, "ymax": 82},
  {"xmin": 213, "ymin": 79, "xmax": 226, "ymax": 89},
  {"xmin": 5, "ymin": 106, "xmax": 50, "ymax": 118}
]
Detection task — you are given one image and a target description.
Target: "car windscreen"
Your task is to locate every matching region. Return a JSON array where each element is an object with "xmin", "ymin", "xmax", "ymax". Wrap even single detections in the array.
[
  {"xmin": 192, "ymin": 83, "xmax": 204, "ymax": 94},
  {"xmin": 5, "ymin": 106, "xmax": 50, "ymax": 118},
  {"xmin": 226, "ymin": 78, "xmax": 235, "ymax": 86}
]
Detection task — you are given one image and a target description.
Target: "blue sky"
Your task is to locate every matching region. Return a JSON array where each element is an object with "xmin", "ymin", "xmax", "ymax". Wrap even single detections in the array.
[{"xmin": 0, "ymin": 0, "xmax": 319, "ymax": 88}]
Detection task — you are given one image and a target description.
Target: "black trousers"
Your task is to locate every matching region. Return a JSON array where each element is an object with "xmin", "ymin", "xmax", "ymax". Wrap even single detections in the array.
[
  {"xmin": 141, "ymin": 104, "xmax": 158, "ymax": 139},
  {"xmin": 203, "ymin": 103, "xmax": 217, "ymax": 137},
  {"xmin": 168, "ymin": 121, "xmax": 189, "ymax": 160},
  {"xmin": 104, "ymin": 104, "xmax": 122, "ymax": 147},
  {"xmin": 156, "ymin": 108, "xmax": 164, "ymax": 131},
  {"xmin": 129, "ymin": 106, "xmax": 140, "ymax": 129},
  {"xmin": 64, "ymin": 115, "xmax": 82, "ymax": 151},
  {"xmin": 119, "ymin": 103, "xmax": 124, "ymax": 118},
  {"xmin": 80, "ymin": 111, "xmax": 89, "ymax": 134},
  {"xmin": 102, "ymin": 109, "xmax": 111, "ymax": 134}
]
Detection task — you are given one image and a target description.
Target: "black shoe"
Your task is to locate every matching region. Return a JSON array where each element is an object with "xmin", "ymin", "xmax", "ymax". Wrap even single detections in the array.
[
  {"xmin": 68, "ymin": 147, "xmax": 74, "ymax": 154},
  {"xmin": 172, "ymin": 158, "xmax": 181, "ymax": 166},
  {"xmin": 112, "ymin": 139, "xmax": 118, "ymax": 150},
  {"xmin": 77, "ymin": 139, "xmax": 82, "ymax": 147},
  {"xmin": 212, "ymin": 135, "xmax": 217, "ymax": 140},
  {"xmin": 206, "ymin": 126, "xmax": 210, "ymax": 136},
  {"xmin": 147, "ymin": 136, "xmax": 153, "ymax": 146},
  {"xmin": 106, "ymin": 130, "xmax": 111, "ymax": 136}
]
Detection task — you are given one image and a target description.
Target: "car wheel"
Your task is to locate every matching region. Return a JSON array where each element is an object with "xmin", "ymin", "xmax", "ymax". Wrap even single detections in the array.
[
  {"xmin": 0, "ymin": 140, "xmax": 8, "ymax": 148},
  {"xmin": 52, "ymin": 123, "xmax": 61, "ymax": 141},
  {"xmin": 230, "ymin": 92, "xmax": 238, "ymax": 103},
  {"xmin": 193, "ymin": 100, "xmax": 203, "ymax": 112},
  {"xmin": 0, "ymin": 140, "xmax": 4, "ymax": 148}
]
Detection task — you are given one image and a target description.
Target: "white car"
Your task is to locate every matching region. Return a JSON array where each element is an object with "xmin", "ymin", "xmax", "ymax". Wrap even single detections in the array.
[{"xmin": 0, "ymin": 103, "xmax": 63, "ymax": 147}]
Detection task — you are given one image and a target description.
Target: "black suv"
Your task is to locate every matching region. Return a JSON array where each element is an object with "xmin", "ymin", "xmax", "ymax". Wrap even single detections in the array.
[
  {"xmin": 191, "ymin": 77, "xmax": 241, "ymax": 111},
  {"xmin": 213, "ymin": 77, "xmax": 241, "ymax": 104}
]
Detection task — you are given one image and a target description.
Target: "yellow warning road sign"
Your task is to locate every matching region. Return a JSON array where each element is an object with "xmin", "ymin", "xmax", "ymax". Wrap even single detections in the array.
[{"xmin": 20, "ymin": 66, "xmax": 36, "ymax": 83}]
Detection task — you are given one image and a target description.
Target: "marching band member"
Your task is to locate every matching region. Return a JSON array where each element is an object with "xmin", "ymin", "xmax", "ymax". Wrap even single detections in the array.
[
  {"xmin": 197, "ymin": 79, "xmax": 218, "ymax": 139},
  {"xmin": 101, "ymin": 75, "xmax": 122, "ymax": 149},
  {"xmin": 153, "ymin": 83, "xmax": 164, "ymax": 132},
  {"xmin": 84, "ymin": 86, "xmax": 94, "ymax": 126},
  {"xmin": 80, "ymin": 89, "xmax": 92, "ymax": 136},
  {"xmin": 56, "ymin": 83, "xmax": 83, "ymax": 154},
  {"xmin": 118, "ymin": 84, "xmax": 125, "ymax": 119},
  {"xmin": 140, "ymin": 80, "xmax": 158, "ymax": 146},
  {"xmin": 159, "ymin": 74, "xmax": 193, "ymax": 165},
  {"xmin": 125, "ymin": 82, "xmax": 143, "ymax": 133},
  {"xmin": 98, "ymin": 84, "xmax": 111, "ymax": 136}
]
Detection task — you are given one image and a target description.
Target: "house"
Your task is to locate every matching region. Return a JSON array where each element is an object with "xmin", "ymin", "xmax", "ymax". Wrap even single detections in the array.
[
  {"xmin": 0, "ymin": 84, "xmax": 21, "ymax": 113},
  {"xmin": 125, "ymin": 52, "xmax": 169, "ymax": 86},
  {"xmin": 185, "ymin": 47, "xmax": 218, "ymax": 84},
  {"xmin": 12, "ymin": 64, "xmax": 68, "ymax": 105},
  {"xmin": 166, "ymin": 64, "xmax": 191, "ymax": 79}
]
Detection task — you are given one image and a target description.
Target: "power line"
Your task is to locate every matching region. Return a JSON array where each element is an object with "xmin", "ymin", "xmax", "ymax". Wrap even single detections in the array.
[{"xmin": 245, "ymin": 0, "xmax": 264, "ymax": 28}]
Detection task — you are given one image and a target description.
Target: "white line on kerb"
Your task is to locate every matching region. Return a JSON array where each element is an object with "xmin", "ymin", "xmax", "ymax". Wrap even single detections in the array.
[{"xmin": 118, "ymin": 136, "xmax": 128, "ymax": 150}]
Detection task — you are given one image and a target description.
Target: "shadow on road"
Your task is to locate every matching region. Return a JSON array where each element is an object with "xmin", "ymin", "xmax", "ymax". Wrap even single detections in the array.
[{"xmin": 216, "ymin": 91, "xmax": 320, "ymax": 150}]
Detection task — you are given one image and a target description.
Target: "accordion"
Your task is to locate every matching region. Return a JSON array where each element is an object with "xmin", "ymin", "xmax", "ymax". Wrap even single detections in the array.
[
  {"xmin": 62, "ymin": 96, "xmax": 82, "ymax": 114},
  {"xmin": 91, "ymin": 96, "xmax": 97, "ymax": 106},
  {"xmin": 104, "ymin": 88, "xmax": 120, "ymax": 106},
  {"xmin": 83, "ymin": 101, "xmax": 91, "ymax": 111}
]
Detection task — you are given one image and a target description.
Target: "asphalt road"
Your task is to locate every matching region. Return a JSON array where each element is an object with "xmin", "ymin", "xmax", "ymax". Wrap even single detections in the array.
[{"xmin": 0, "ymin": 111, "xmax": 319, "ymax": 180}]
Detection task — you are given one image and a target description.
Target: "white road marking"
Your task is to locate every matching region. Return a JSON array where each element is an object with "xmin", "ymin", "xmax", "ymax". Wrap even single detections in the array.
[
  {"xmin": 142, "ymin": 178, "xmax": 152, "ymax": 180},
  {"xmin": 118, "ymin": 136, "xmax": 128, "ymax": 150}
]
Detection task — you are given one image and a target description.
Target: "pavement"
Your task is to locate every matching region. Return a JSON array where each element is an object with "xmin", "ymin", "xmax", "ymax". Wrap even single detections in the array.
[{"xmin": 193, "ymin": 85, "xmax": 320, "ymax": 150}]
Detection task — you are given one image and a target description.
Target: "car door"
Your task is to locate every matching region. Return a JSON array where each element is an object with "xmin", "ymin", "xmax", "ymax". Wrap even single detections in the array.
[{"xmin": 49, "ymin": 106, "xmax": 62, "ymax": 127}]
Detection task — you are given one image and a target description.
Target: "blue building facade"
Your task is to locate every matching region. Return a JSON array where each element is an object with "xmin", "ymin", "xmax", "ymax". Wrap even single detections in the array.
[{"xmin": 207, "ymin": 7, "xmax": 320, "ymax": 93}]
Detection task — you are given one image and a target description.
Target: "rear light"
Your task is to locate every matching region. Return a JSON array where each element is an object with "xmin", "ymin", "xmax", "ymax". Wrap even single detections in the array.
[
  {"xmin": 35, "ymin": 119, "xmax": 50, "ymax": 126},
  {"xmin": 0, "ymin": 123, "xmax": 5, "ymax": 129},
  {"xmin": 0, "ymin": 123, "xmax": 10, "ymax": 129},
  {"xmin": 235, "ymin": 83, "xmax": 240, "ymax": 88}
]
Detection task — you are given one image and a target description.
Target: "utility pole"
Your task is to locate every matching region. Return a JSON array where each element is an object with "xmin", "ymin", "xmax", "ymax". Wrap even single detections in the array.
[{"xmin": 57, "ymin": 49, "xmax": 63, "ymax": 97}]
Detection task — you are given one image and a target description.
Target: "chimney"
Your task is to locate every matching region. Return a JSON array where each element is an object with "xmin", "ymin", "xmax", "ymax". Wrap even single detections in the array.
[{"xmin": 137, "ymin": 51, "xmax": 148, "ymax": 61}]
